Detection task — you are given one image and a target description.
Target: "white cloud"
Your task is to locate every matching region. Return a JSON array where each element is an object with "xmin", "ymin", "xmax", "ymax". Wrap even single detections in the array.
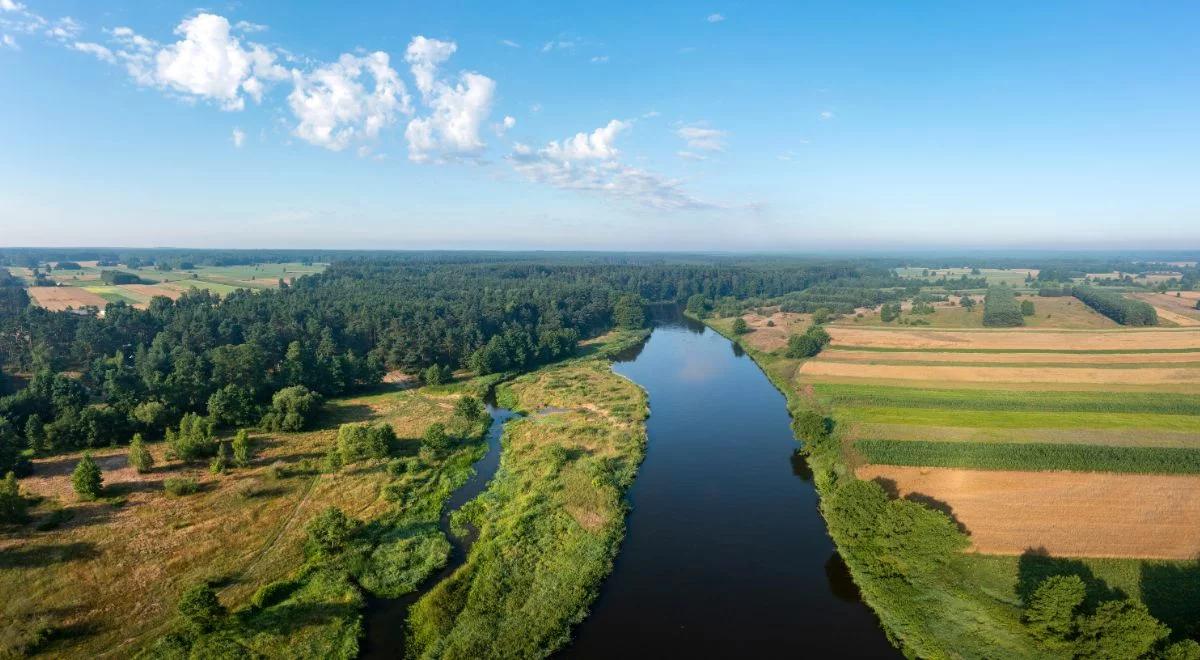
[
  {"xmin": 0, "ymin": 0, "xmax": 24, "ymax": 11},
  {"xmin": 493, "ymin": 114, "xmax": 516, "ymax": 136},
  {"xmin": 530, "ymin": 102, "xmax": 542, "ymax": 113},
  {"xmin": 45, "ymin": 16, "xmax": 81, "ymax": 41},
  {"xmin": 71, "ymin": 41, "xmax": 113, "ymax": 63},
  {"xmin": 152, "ymin": 14, "xmax": 287, "ymax": 110},
  {"xmin": 232, "ymin": 127, "xmax": 246, "ymax": 147},
  {"xmin": 288, "ymin": 51, "xmax": 411, "ymax": 151},
  {"xmin": 500, "ymin": 39, "xmax": 520, "ymax": 48},
  {"xmin": 510, "ymin": 120, "xmax": 712, "ymax": 210},
  {"xmin": 590, "ymin": 55, "xmax": 608, "ymax": 63},
  {"xmin": 404, "ymin": 36, "xmax": 495, "ymax": 162},
  {"xmin": 541, "ymin": 39, "xmax": 576, "ymax": 52},
  {"xmin": 233, "ymin": 20, "xmax": 267, "ymax": 33},
  {"xmin": 707, "ymin": 13, "xmax": 725, "ymax": 23},
  {"xmin": 675, "ymin": 123, "xmax": 726, "ymax": 151},
  {"xmin": 820, "ymin": 110, "xmax": 835, "ymax": 120},
  {"xmin": 641, "ymin": 110, "xmax": 661, "ymax": 119},
  {"xmin": 1, "ymin": 33, "xmax": 16, "ymax": 49},
  {"xmin": 503, "ymin": 115, "xmax": 516, "ymax": 129},
  {"xmin": 677, "ymin": 151, "xmax": 708, "ymax": 161}
]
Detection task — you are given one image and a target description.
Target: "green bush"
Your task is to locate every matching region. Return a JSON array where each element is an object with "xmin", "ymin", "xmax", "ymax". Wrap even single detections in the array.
[
  {"xmin": 71, "ymin": 453, "xmax": 103, "ymax": 500},
  {"xmin": 260, "ymin": 386, "xmax": 322, "ymax": 432},
  {"xmin": 251, "ymin": 580, "xmax": 297, "ymax": 609},
  {"xmin": 1073, "ymin": 286, "xmax": 1158, "ymax": 325},
  {"xmin": 784, "ymin": 324, "xmax": 831, "ymax": 358},
  {"xmin": 0, "ymin": 471, "xmax": 28, "ymax": 524},
  {"xmin": 127, "ymin": 433, "xmax": 153, "ymax": 473},
  {"xmin": 166, "ymin": 413, "xmax": 217, "ymax": 462},
  {"xmin": 732, "ymin": 317, "xmax": 749, "ymax": 334},
  {"xmin": 177, "ymin": 583, "xmax": 226, "ymax": 634},
  {"xmin": 336, "ymin": 422, "xmax": 395, "ymax": 463},
  {"xmin": 163, "ymin": 477, "xmax": 200, "ymax": 496},
  {"xmin": 305, "ymin": 506, "xmax": 358, "ymax": 559}
]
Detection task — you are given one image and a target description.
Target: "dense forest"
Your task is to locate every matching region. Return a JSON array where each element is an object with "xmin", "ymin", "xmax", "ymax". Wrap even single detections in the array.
[{"xmin": 0, "ymin": 253, "xmax": 880, "ymax": 473}]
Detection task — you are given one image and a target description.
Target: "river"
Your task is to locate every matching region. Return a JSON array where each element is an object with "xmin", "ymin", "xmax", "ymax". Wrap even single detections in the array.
[{"xmin": 563, "ymin": 309, "xmax": 895, "ymax": 657}]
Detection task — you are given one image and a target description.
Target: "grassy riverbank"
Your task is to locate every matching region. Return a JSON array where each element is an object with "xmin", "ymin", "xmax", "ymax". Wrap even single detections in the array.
[{"xmin": 405, "ymin": 336, "xmax": 649, "ymax": 657}]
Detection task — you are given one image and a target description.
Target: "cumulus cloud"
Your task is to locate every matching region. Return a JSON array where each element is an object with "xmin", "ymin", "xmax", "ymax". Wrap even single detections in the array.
[
  {"xmin": 288, "ymin": 51, "xmax": 411, "ymax": 151},
  {"xmin": 820, "ymin": 110, "xmax": 835, "ymax": 120},
  {"xmin": 44, "ymin": 16, "xmax": 81, "ymax": 40},
  {"xmin": 404, "ymin": 36, "xmax": 495, "ymax": 162},
  {"xmin": 71, "ymin": 41, "xmax": 113, "ymax": 63},
  {"xmin": 233, "ymin": 20, "xmax": 267, "ymax": 33},
  {"xmin": 675, "ymin": 123, "xmax": 726, "ymax": 151},
  {"xmin": 1, "ymin": 33, "xmax": 16, "ymax": 49},
  {"xmin": 510, "ymin": 120, "xmax": 712, "ymax": 210},
  {"xmin": 707, "ymin": 13, "xmax": 725, "ymax": 23}
]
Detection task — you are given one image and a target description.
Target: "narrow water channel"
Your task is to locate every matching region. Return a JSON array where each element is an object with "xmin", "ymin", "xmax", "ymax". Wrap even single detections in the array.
[
  {"xmin": 360, "ymin": 395, "xmax": 517, "ymax": 657},
  {"xmin": 563, "ymin": 309, "xmax": 896, "ymax": 657}
]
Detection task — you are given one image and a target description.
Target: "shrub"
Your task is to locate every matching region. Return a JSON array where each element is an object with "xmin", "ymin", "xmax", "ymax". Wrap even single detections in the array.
[
  {"xmin": 731, "ymin": 317, "xmax": 749, "ymax": 334},
  {"xmin": 305, "ymin": 506, "xmax": 358, "ymax": 558},
  {"xmin": 260, "ymin": 386, "xmax": 322, "ymax": 432},
  {"xmin": 231, "ymin": 429, "xmax": 253, "ymax": 467},
  {"xmin": 206, "ymin": 385, "xmax": 261, "ymax": 428},
  {"xmin": 131, "ymin": 400, "xmax": 170, "ymax": 432},
  {"xmin": 209, "ymin": 442, "xmax": 230, "ymax": 474},
  {"xmin": 421, "ymin": 422, "xmax": 451, "ymax": 453},
  {"xmin": 127, "ymin": 433, "xmax": 153, "ymax": 473},
  {"xmin": 177, "ymin": 583, "xmax": 225, "ymax": 634},
  {"xmin": 453, "ymin": 395, "xmax": 486, "ymax": 423},
  {"xmin": 166, "ymin": 414, "xmax": 217, "ymax": 462},
  {"xmin": 784, "ymin": 324, "xmax": 831, "ymax": 358},
  {"xmin": 336, "ymin": 422, "xmax": 395, "ymax": 463},
  {"xmin": 1020, "ymin": 299, "xmax": 1035, "ymax": 316},
  {"xmin": 251, "ymin": 580, "xmax": 296, "ymax": 609},
  {"xmin": 0, "ymin": 471, "xmax": 28, "ymax": 524},
  {"xmin": 71, "ymin": 453, "xmax": 103, "ymax": 500},
  {"xmin": 163, "ymin": 477, "xmax": 199, "ymax": 496}
]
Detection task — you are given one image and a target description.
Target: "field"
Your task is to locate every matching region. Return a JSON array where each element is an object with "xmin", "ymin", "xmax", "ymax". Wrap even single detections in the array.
[
  {"xmin": 1130, "ymin": 292, "xmax": 1200, "ymax": 326},
  {"xmin": 0, "ymin": 380, "xmax": 487, "ymax": 658},
  {"xmin": 708, "ymin": 309, "xmax": 811, "ymax": 352},
  {"xmin": 13, "ymin": 262, "xmax": 327, "ymax": 311},
  {"xmin": 703, "ymin": 297, "xmax": 1200, "ymax": 656},
  {"xmin": 894, "ymin": 266, "xmax": 1037, "ymax": 286},
  {"xmin": 857, "ymin": 466, "xmax": 1200, "ymax": 559}
]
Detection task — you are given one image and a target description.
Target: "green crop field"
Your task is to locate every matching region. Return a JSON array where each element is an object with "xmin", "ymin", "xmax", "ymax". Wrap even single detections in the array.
[
  {"xmin": 815, "ymin": 382, "xmax": 1200, "ymax": 415},
  {"xmin": 857, "ymin": 439, "xmax": 1200, "ymax": 474},
  {"xmin": 841, "ymin": 406, "xmax": 1200, "ymax": 432}
]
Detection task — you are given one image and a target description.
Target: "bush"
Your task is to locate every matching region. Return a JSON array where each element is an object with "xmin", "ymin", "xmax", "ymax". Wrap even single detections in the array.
[
  {"xmin": 206, "ymin": 385, "xmax": 261, "ymax": 428},
  {"xmin": 166, "ymin": 413, "xmax": 217, "ymax": 462},
  {"xmin": 251, "ymin": 580, "xmax": 296, "ymax": 609},
  {"xmin": 177, "ymin": 583, "xmax": 226, "ymax": 634},
  {"xmin": 0, "ymin": 471, "xmax": 28, "ymax": 524},
  {"xmin": 127, "ymin": 433, "xmax": 153, "ymax": 473},
  {"xmin": 1020, "ymin": 299, "xmax": 1035, "ymax": 316},
  {"xmin": 453, "ymin": 395, "xmax": 485, "ymax": 423},
  {"xmin": 71, "ymin": 453, "xmax": 103, "ymax": 500},
  {"xmin": 305, "ymin": 506, "xmax": 358, "ymax": 558},
  {"xmin": 421, "ymin": 422, "xmax": 451, "ymax": 453},
  {"xmin": 260, "ymin": 386, "xmax": 322, "ymax": 432},
  {"xmin": 732, "ymin": 317, "xmax": 749, "ymax": 335},
  {"xmin": 163, "ymin": 477, "xmax": 200, "ymax": 496},
  {"xmin": 784, "ymin": 325, "xmax": 831, "ymax": 358},
  {"xmin": 231, "ymin": 429, "xmax": 253, "ymax": 467},
  {"xmin": 336, "ymin": 422, "xmax": 395, "ymax": 463}
]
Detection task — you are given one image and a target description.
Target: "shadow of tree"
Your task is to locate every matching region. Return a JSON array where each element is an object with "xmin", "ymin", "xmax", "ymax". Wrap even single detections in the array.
[
  {"xmin": 1140, "ymin": 560, "xmax": 1200, "ymax": 639},
  {"xmin": 905, "ymin": 491, "xmax": 969, "ymax": 535},
  {"xmin": 1016, "ymin": 547, "xmax": 1126, "ymax": 606},
  {"xmin": 0, "ymin": 541, "xmax": 98, "ymax": 569}
]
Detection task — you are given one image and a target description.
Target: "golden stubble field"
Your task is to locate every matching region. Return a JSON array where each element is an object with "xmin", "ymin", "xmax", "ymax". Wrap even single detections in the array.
[
  {"xmin": 24, "ymin": 286, "xmax": 109, "ymax": 311},
  {"xmin": 856, "ymin": 465, "xmax": 1200, "ymax": 560},
  {"xmin": 826, "ymin": 326, "xmax": 1200, "ymax": 351}
]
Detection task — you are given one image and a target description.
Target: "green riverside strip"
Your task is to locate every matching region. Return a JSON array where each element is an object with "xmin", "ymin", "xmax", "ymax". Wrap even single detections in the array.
[
  {"xmin": 816, "ymin": 382, "xmax": 1200, "ymax": 414},
  {"xmin": 857, "ymin": 439, "xmax": 1200, "ymax": 474}
]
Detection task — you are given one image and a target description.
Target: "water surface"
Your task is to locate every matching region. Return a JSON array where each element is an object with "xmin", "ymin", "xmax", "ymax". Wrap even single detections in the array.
[{"xmin": 564, "ymin": 311, "xmax": 895, "ymax": 657}]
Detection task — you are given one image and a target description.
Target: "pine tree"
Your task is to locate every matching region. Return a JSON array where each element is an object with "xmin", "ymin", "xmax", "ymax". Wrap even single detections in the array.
[
  {"xmin": 24, "ymin": 417, "xmax": 46, "ymax": 454},
  {"xmin": 0, "ymin": 471, "xmax": 28, "ymax": 524},
  {"xmin": 209, "ymin": 442, "xmax": 230, "ymax": 474},
  {"xmin": 231, "ymin": 430, "xmax": 253, "ymax": 468},
  {"xmin": 128, "ymin": 433, "xmax": 154, "ymax": 473},
  {"xmin": 72, "ymin": 453, "xmax": 103, "ymax": 500}
]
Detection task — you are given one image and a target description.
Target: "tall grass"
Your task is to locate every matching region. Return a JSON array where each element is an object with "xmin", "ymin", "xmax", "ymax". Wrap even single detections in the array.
[
  {"xmin": 816, "ymin": 383, "xmax": 1200, "ymax": 415},
  {"xmin": 857, "ymin": 439, "xmax": 1200, "ymax": 474}
]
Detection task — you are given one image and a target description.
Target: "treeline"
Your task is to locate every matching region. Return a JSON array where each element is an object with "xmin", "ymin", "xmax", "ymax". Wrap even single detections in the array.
[
  {"xmin": 0, "ymin": 255, "xmax": 872, "ymax": 468},
  {"xmin": 776, "ymin": 277, "xmax": 905, "ymax": 315},
  {"xmin": 982, "ymin": 286, "xmax": 1024, "ymax": 327},
  {"xmin": 1073, "ymin": 286, "xmax": 1158, "ymax": 326}
]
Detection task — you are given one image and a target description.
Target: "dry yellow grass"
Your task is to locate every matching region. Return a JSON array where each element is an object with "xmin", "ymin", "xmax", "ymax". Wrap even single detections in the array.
[
  {"xmin": 118, "ymin": 283, "xmax": 182, "ymax": 301},
  {"xmin": 1130, "ymin": 293, "xmax": 1200, "ymax": 327},
  {"xmin": 25, "ymin": 286, "xmax": 108, "ymax": 311},
  {"xmin": 801, "ymin": 361, "xmax": 1200, "ymax": 384},
  {"xmin": 0, "ymin": 386, "xmax": 466, "ymax": 658},
  {"xmin": 826, "ymin": 326, "xmax": 1200, "ymax": 351},
  {"xmin": 733, "ymin": 310, "xmax": 812, "ymax": 352},
  {"xmin": 856, "ymin": 465, "xmax": 1200, "ymax": 559},
  {"xmin": 820, "ymin": 349, "xmax": 1200, "ymax": 364}
]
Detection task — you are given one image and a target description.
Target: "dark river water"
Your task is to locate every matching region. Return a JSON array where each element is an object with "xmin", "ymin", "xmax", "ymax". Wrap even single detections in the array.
[{"xmin": 562, "ymin": 310, "xmax": 896, "ymax": 657}]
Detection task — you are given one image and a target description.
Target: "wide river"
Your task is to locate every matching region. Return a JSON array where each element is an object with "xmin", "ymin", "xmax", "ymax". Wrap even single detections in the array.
[{"xmin": 563, "ymin": 310, "xmax": 896, "ymax": 657}]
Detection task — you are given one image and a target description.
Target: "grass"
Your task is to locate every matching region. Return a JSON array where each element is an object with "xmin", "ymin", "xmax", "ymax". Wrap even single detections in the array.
[
  {"xmin": 857, "ymin": 439, "xmax": 1200, "ymax": 474},
  {"xmin": 0, "ymin": 380, "xmax": 489, "ymax": 658},
  {"xmin": 815, "ymin": 382, "xmax": 1200, "ymax": 414},
  {"xmin": 841, "ymin": 407, "xmax": 1200, "ymax": 432},
  {"xmin": 406, "ymin": 355, "xmax": 648, "ymax": 658}
]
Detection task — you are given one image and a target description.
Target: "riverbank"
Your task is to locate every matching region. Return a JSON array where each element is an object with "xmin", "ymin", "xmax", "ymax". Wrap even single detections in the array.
[{"xmin": 405, "ymin": 345, "xmax": 649, "ymax": 657}]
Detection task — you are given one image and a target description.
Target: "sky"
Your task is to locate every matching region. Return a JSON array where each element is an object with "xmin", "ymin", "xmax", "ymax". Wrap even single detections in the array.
[{"xmin": 1, "ymin": 1, "xmax": 1199, "ymax": 250}]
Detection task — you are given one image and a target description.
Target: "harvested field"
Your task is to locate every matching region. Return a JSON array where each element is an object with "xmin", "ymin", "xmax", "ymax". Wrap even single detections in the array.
[
  {"xmin": 856, "ymin": 465, "xmax": 1200, "ymax": 559},
  {"xmin": 25, "ymin": 285, "xmax": 108, "ymax": 310},
  {"xmin": 826, "ymin": 326, "xmax": 1200, "ymax": 351},
  {"xmin": 820, "ymin": 349, "xmax": 1200, "ymax": 364},
  {"xmin": 801, "ymin": 361, "xmax": 1200, "ymax": 384},
  {"xmin": 1130, "ymin": 293, "xmax": 1200, "ymax": 327},
  {"xmin": 119, "ymin": 283, "xmax": 182, "ymax": 300},
  {"xmin": 728, "ymin": 310, "xmax": 812, "ymax": 352},
  {"xmin": 851, "ymin": 422, "xmax": 1200, "ymax": 448}
]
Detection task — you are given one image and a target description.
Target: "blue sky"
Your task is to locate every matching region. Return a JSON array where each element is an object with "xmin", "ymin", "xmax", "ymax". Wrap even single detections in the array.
[{"xmin": 2, "ymin": 1, "xmax": 1198, "ymax": 250}]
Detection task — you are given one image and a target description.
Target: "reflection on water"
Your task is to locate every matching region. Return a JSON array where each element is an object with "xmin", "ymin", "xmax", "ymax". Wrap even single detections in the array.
[
  {"xmin": 563, "ymin": 314, "xmax": 894, "ymax": 658},
  {"xmin": 825, "ymin": 552, "xmax": 867, "ymax": 603}
]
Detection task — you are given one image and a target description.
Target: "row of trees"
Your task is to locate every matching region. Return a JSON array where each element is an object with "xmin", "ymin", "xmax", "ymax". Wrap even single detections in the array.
[
  {"xmin": 983, "ymin": 286, "xmax": 1025, "ymax": 327},
  {"xmin": 1073, "ymin": 286, "xmax": 1158, "ymax": 326}
]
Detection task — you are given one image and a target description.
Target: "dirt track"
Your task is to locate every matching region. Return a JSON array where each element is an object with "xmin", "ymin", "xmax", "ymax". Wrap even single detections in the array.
[{"xmin": 857, "ymin": 465, "xmax": 1200, "ymax": 559}]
